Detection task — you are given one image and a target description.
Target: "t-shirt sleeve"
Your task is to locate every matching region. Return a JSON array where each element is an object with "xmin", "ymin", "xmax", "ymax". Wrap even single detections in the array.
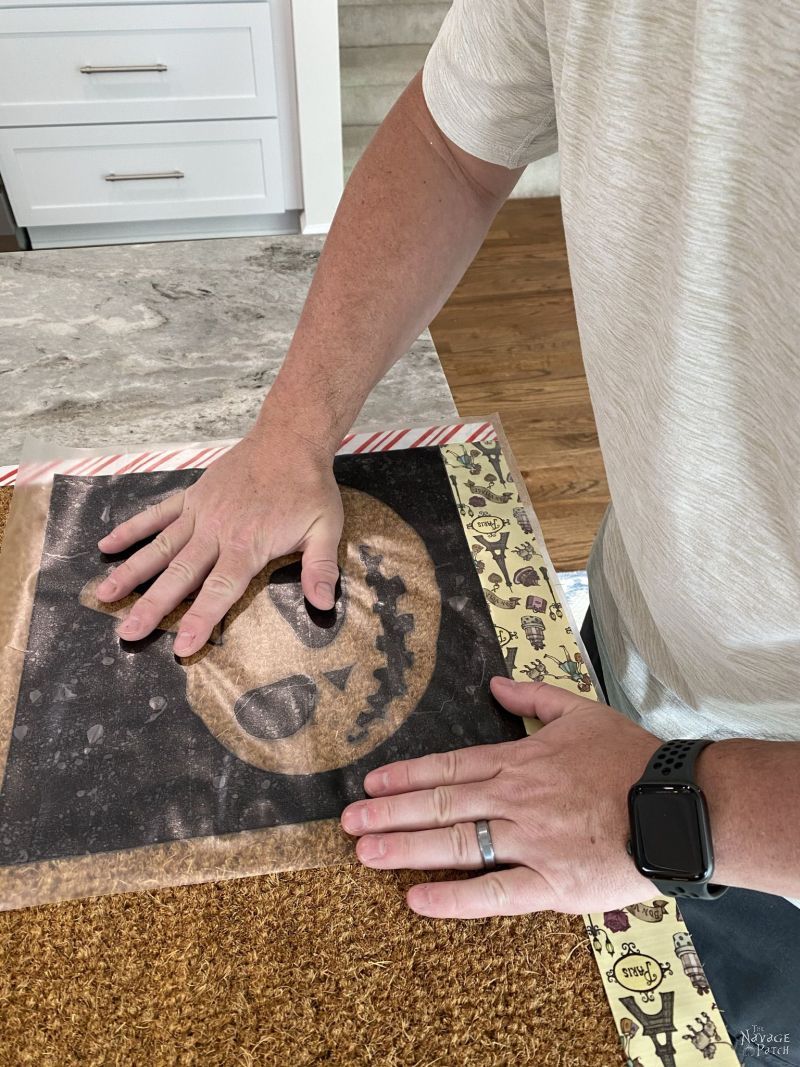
[{"xmin": 422, "ymin": 0, "xmax": 557, "ymax": 169}]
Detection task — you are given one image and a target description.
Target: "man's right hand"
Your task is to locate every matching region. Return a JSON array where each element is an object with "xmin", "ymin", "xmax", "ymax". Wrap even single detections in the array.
[{"xmin": 93, "ymin": 426, "xmax": 344, "ymax": 657}]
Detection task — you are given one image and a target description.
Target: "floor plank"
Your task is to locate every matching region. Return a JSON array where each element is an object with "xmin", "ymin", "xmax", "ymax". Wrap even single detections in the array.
[{"xmin": 431, "ymin": 197, "xmax": 609, "ymax": 571}]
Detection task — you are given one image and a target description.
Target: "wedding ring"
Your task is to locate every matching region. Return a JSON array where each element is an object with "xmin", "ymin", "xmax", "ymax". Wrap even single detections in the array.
[{"xmin": 475, "ymin": 819, "xmax": 496, "ymax": 870}]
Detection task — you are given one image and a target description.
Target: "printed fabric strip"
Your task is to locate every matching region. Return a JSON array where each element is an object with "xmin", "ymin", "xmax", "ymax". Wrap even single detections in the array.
[{"xmin": 443, "ymin": 438, "xmax": 741, "ymax": 1067}]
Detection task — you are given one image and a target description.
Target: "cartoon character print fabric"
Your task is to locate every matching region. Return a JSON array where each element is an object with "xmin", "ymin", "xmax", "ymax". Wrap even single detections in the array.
[{"xmin": 444, "ymin": 441, "xmax": 592, "ymax": 707}]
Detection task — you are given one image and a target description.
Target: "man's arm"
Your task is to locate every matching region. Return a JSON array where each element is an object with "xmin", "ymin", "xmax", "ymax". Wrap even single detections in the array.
[
  {"xmin": 698, "ymin": 738, "xmax": 800, "ymax": 897},
  {"xmin": 260, "ymin": 71, "xmax": 523, "ymax": 456},
  {"xmin": 95, "ymin": 72, "xmax": 523, "ymax": 654}
]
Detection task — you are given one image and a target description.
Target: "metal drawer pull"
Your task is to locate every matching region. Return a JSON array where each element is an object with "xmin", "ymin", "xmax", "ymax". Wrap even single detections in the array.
[
  {"xmin": 104, "ymin": 170, "xmax": 185, "ymax": 182},
  {"xmin": 80, "ymin": 64, "xmax": 168, "ymax": 74}
]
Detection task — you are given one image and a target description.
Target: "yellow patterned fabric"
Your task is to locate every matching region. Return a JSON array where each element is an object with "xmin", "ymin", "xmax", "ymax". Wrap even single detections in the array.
[{"xmin": 443, "ymin": 433, "xmax": 740, "ymax": 1067}]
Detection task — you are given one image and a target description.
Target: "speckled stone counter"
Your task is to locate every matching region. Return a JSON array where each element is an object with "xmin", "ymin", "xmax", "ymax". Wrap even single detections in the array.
[{"xmin": 0, "ymin": 236, "xmax": 456, "ymax": 463}]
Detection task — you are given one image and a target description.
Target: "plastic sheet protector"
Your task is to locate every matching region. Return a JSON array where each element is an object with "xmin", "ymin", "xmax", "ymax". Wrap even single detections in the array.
[{"xmin": 0, "ymin": 418, "xmax": 737, "ymax": 1066}]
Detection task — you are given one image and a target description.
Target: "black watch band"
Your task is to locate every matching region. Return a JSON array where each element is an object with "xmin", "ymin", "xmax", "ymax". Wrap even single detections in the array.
[
  {"xmin": 642, "ymin": 737, "xmax": 712, "ymax": 782},
  {"xmin": 630, "ymin": 738, "xmax": 728, "ymax": 901}
]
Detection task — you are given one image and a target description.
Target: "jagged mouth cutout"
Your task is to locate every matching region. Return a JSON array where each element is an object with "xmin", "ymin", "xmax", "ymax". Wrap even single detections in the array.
[{"xmin": 233, "ymin": 547, "xmax": 414, "ymax": 745}]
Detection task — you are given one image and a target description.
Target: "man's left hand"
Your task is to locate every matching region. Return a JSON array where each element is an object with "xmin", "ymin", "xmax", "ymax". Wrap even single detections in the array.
[{"xmin": 341, "ymin": 677, "xmax": 662, "ymax": 918}]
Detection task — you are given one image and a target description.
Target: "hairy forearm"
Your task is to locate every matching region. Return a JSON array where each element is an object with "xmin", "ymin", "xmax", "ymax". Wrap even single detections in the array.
[
  {"xmin": 698, "ymin": 739, "xmax": 800, "ymax": 896},
  {"xmin": 256, "ymin": 72, "xmax": 521, "ymax": 458}
]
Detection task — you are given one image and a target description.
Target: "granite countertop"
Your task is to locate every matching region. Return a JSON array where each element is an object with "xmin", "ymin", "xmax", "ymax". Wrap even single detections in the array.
[{"xmin": 0, "ymin": 236, "xmax": 456, "ymax": 463}]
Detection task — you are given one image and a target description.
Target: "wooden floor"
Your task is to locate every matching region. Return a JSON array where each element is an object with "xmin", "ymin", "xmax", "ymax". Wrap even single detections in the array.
[{"xmin": 431, "ymin": 197, "xmax": 609, "ymax": 571}]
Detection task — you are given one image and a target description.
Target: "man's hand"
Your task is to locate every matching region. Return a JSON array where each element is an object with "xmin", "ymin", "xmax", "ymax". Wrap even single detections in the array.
[
  {"xmin": 93, "ymin": 427, "xmax": 343, "ymax": 657},
  {"xmin": 341, "ymin": 678, "xmax": 662, "ymax": 917}
]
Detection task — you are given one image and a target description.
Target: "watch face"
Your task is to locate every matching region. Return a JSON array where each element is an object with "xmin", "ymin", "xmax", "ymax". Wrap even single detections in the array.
[{"xmin": 630, "ymin": 784, "xmax": 713, "ymax": 882}]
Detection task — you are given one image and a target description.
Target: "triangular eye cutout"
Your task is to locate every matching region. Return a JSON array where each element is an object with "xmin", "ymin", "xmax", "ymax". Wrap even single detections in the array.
[
  {"xmin": 268, "ymin": 561, "xmax": 346, "ymax": 648},
  {"xmin": 323, "ymin": 665, "xmax": 354, "ymax": 692}
]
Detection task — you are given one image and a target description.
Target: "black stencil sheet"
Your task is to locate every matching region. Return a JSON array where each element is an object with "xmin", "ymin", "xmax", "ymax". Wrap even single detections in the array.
[{"xmin": 0, "ymin": 448, "xmax": 523, "ymax": 866}]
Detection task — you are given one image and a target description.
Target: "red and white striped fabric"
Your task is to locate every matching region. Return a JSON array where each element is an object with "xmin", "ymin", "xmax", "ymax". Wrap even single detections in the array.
[
  {"xmin": 336, "ymin": 419, "xmax": 495, "ymax": 456},
  {"xmin": 0, "ymin": 421, "xmax": 496, "ymax": 488}
]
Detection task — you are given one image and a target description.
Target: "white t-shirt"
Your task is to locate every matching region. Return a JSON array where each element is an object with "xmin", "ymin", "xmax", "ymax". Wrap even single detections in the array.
[{"xmin": 423, "ymin": 0, "xmax": 800, "ymax": 744}]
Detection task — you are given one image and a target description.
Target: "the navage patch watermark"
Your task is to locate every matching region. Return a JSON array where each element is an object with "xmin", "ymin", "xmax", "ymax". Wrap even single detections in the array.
[{"xmin": 738, "ymin": 1024, "xmax": 792, "ymax": 1060}]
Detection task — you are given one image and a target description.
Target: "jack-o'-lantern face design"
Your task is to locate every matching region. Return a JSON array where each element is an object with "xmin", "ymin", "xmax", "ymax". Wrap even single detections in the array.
[{"xmin": 81, "ymin": 488, "xmax": 441, "ymax": 774}]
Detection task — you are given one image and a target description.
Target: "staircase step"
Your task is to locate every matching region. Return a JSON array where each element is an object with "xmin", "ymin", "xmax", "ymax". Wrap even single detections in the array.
[
  {"xmin": 341, "ymin": 44, "xmax": 427, "ymax": 126},
  {"xmin": 341, "ymin": 44, "xmax": 429, "ymax": 87},
  {"xmin": 342, "ymin": 82, "xmax": 403, "ymax": 127},
  {"xmin": 339, "ymin": 2, "xmax": 449, "ymax": 48},
  {"xmin": 339, "ymin": 0, "xmax": 410, "ymax": 6},
  {"xmin": 343, "ymin": 124, "xmax": 377, "ymax": 181}
]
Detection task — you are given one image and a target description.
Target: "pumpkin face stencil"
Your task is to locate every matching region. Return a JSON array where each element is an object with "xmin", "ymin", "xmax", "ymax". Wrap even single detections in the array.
[
  {"xmin": 0, "ymin": 449, "xmax": 524, "ymax": 868},
  {"xmin": 81, "ymin": 487, "xmax": 441, "ymax": 775}
]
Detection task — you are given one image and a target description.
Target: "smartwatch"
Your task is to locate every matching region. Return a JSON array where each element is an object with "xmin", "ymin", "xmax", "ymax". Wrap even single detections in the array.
[{"xmin": 628, "ymin": 738, "xmax": 728, "ymax": 900}]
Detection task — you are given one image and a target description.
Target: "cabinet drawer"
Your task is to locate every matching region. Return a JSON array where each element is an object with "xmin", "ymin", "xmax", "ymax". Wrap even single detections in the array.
[
  {"xmin": 0, "ymin": 120, "xmax": 286, "ymax": 226},
  {"xmin": 0, "ymin": 4, "xmax": 276, "ymax": 126}
]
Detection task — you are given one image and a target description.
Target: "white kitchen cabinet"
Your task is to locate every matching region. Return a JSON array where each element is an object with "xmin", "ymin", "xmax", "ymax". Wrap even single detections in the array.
[
  {"xmin": 0, "ymin": 0, "xmax": 343, "ymax": 247},
  {"xmin": 0, "ymin": 5, "xmax": 277, "ymax": 127},
  {"xmin": 0, "ymin": 120, "xmax": 285, "ymax": 226}
]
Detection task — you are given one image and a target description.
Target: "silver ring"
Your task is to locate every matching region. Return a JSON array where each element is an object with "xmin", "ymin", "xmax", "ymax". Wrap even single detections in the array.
[{"xmin": 475, "ymin": 820, "xmax": 496, "ymax": 870}]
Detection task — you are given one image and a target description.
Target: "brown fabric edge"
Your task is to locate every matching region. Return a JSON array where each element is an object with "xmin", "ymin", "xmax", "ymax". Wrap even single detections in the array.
[
  {"xmin": 0, "ymin": 818, "xmax": 351, "ymax": 913},
  {"xmin": 0, "ymin": 482, "xmax": 52, "ymax": 782}
]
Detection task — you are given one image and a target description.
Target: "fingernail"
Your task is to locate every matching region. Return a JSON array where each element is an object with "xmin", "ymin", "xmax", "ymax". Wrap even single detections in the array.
[
  {"xmin": 98, "ymin": 533, "xmax": 115, "ymax": 549},
  {"xmin": 341, "ymin": 803, "xmax": 368, "ymax": 833},
  {"xmin": 96, "ymin": 578, "xmax": 117, "ymax": 599},
  {"xmin": 408, "ymin": 886, "xmax": 431, "ymax": 910},
  {"xmin": 117, "ymin": 614, "xmax": 141, "ymax": 638},
  {"xmin": 364, "ymin": 770, "xmax": 389, "ymax": 794},
  {"xmin": 493, "ymin": 676, "xmax": 517, "ymax": 689},
  {"xmin": 315, "ymin": 582, "xmax": 335, "ymax": 608},
  {"xmin": 173, "ymin": 632, "xmax": 194, "ymax": 656},
  {"xmin": 358, "ymin": 836, "xmax": 387, "ymax": 863}
]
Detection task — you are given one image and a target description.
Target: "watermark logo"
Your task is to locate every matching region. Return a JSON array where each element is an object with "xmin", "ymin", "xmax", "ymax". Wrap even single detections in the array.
[{"xmin": 738, "ymin": 1024, "xmax": 792, "ymax": 1060}]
